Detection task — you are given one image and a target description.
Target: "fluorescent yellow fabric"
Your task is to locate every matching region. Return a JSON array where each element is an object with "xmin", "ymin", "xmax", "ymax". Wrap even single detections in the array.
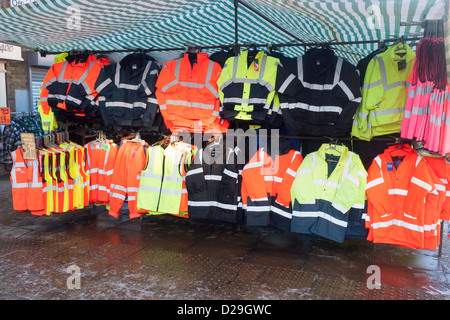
[{"xmin": 352, "ymin": 44, "xmax": 415, "ymax": 141}]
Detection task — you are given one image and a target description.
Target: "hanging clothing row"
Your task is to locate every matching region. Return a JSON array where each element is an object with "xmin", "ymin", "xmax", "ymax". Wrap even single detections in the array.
[
  {"xmin": 400, "ymin": 37, "xmax": 449, "ymax": 155},
  {"xmin": 10, "ymin": 137, "xmax": 89, "ymax": 216}
]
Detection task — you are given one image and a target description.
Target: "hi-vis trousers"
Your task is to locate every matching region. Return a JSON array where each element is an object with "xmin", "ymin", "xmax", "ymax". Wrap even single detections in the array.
[{"xmin": 108, "ymin": 141, "xmax": 147, "ymax": 219}]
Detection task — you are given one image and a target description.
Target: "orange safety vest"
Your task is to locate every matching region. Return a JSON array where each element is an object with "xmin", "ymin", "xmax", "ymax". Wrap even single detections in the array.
[
  {"xmin": 365, "ymin": 144, "xmax": 443, "ymax": 249},
  {"xmin": 85, "ymin": 140, "xmax": 118, "ymax": 204},
  {"xmin": 10, "ymin": 148, "xmax": 45, "ymax": 213},
  {"xmin": 155, "ymin": 52, "xmax": 229, "ymax": 133}
]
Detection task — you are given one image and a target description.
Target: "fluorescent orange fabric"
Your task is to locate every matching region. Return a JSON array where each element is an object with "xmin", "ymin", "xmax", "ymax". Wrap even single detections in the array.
[
  {"xmin": 109, "ymin": 141, "xmax": 147, "ymax": 219},
  {"xmin": 10, "ymin": 148, "xmax": 45, "ymax": 213},
  {"xmin": 155, "ymin": 52, "xmax": 229, "ymax": 133},
  {"xmin": 241, "ymin": 147, "xmax": 303, "ymax": 229},
  {"xmin": 85, "ymin": 140, "xmax": 118, "ymax": 204},
  {"xmin": 424, "ymin": 156, "xmax": 450, "ymax": 221},
  {"xmin": 40, "ymin": 55, "xmax": 109, "ymax": 118},
  {"xmin": 365, "ymin": 144, "xmax": 443, "ymax": 249}
]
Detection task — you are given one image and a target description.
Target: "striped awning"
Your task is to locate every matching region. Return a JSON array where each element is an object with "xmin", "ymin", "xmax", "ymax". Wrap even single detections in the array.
[{"xmin": 0, "ymin": 0, "xmax": 446, "ymax": 65}]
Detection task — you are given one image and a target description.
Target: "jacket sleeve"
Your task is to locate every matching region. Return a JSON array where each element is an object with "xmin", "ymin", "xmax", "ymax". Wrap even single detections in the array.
[
  {"xmin": 137, "ymin": 62, "xmax": 160, "ymax": 98},
  {"xmin": 291, "ymin": 155, "xmax": 315, "ymax": 206},
  {"xmin": 216, "ymin": 56, "xmax": 233, "ymax": 105},
  {"xmin": 185, "ymin": 149, "xmax": 207, "ymax": 198},
  {"xmin": 404, "ymin": 157, "xmax": 442, "ymax": 220},
  {"xmin": 276, "ymin": 151, "xmax": 303, "ymax": 208},
  {"xmin": 40, "ymin": 64, "xmax": 59, "ymax": 115},
  {"xmin": 351, "ymin": 58, "xmax": 380, "ymax": 140},
  {"xmin": 331, "ymin": 162, "xmax": 361, "ymax": 215},
  {"xmin": 275, "ymin": 59, "xmax": 304, "ymax": 98},
  {"xmin": 241, "ymin": 151, "xmax": 268, "ymax": 204},
  {"xmin": 365, "ymin": 156, "xmax": 391, "ymax": 219},
  {"xmin": 95, "ymin": 64, "xmax": 117, "ymax": 99},
  {"xmin": 332, "ymin": 63, "xmax": 362, "ymax": 135}
]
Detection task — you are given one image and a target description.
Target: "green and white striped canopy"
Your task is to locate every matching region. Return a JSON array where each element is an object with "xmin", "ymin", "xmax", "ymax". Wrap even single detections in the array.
[{"xmin": 0, "ymin": 0, "xmax": 446, "ymax": 64}]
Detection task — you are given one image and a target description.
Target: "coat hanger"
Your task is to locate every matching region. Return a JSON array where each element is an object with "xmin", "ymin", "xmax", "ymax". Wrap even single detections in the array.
[{"xmin": 324, "ymin": 137, "xmax": 342, "ymax": 154}]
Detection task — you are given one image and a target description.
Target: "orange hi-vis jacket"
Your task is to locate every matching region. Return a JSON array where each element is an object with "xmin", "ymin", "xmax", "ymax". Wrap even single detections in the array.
[
  {"xmin": 155, "ymin": 52, "xmax": 229, "ymax": 133},
  {"xmin": 10, "ymin": 148, "xmax": 45, "ymax": 214},
  {"xmin": 40, "ymin": 54, "xmax": 109, "ymax": 121},
  {"xmin": 241, "ymin": 144, "xmax": 303, "ymax": 231},
  {"xmin": 85, "ymin": 140, "xmax": 118, "ymax": 204},
  {"xmin": 365, "ymin": 144, "xmax": 445, "ymax": 249}
]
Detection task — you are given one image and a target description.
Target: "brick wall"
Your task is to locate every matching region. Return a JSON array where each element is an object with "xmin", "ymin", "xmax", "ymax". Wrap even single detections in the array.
[
  {"xmin": 5, "ymin": 47, "xmax": 29, "ymax": 112},
  {"xmin": 0, "ymin": 0, "xmax": 10, "ymax": 9}
]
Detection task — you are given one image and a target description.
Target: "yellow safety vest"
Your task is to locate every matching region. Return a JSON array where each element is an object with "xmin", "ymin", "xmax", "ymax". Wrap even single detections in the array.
[{"xmin": 137, "ymin": 144, "xmax": 186, "ymax": 215}]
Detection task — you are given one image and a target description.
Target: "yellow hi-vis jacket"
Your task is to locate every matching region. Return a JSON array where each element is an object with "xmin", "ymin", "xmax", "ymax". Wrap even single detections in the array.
[
  {"xmin": 352, "ymin": 43, "xmax": 415, "ymax": 141},
  {"xmin": 290, "ymin": 143, "xmax": 367, "ymax": 243}
]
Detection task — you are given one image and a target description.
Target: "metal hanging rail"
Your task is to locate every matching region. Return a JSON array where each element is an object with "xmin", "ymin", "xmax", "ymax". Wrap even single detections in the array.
[{"xmin": 36, "ymin": 36, "xmax": 422, "ymax": 57}]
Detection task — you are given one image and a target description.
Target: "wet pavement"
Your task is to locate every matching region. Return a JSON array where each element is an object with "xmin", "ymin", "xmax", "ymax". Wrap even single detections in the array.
[{"xmin": 0, "ymin": 173, "xmax": 449, "ymax": 301}]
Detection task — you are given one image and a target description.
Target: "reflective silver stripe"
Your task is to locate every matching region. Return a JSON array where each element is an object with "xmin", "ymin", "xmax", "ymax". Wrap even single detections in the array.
[
  {"xmin": 404, "ymin": 106, "xmax": 428, "ymax": 118},
  {"xmin": 161, "ymin": 59, "xmax": 181, "ymax": 92},
  {"xmin": 292, "ymin": 211, "xmax": 348, "ymax": 227},
  {"xmin": 332, "ymin": 202, "xmax": 347, "ymax": 214},
  {"xmin": 333, "ymin": 58, "xmax": 343, "ymax": 85},
  {"xmin": 139, "ymin": 185, "xmax": 182, "ymax": 195},
  {"xmin": 141, "ymin": 171, "xmax": 183, "ymax": 182},
  {"xmin": 365, "ymin": 177, "xmax": 384, "ymax": 190},
  {"xmin": 127, "ymin": 187, "xmax": 139, "ymax": 193},
  {"xmin": 186, "ymin": 167, "xmax": 203, "ymax": 176},
  {"xmin": 374, "ymin": 56, "xmax": 406, "ymax": 90},
  {"xmin": 105, "ymin": 101, "xmax": 147, "ymax": 109},
  {"xmin": 110, "ymin": 192, "xmax": 126, "ymax": 200},
  {"xmin": 205, "ymin": 61, "xmax": 219, "ymax": 98},
  {"xmin": 362, "ymin": 79, "xmax": 382, "ymax": 90},
  {"xmin": 337, "ymin": 81, "xmax": 355, "ymax": 100},
  {"xmin": 371, "ymin": 219, "xmax": 423, "ymax": 233},
  {"xmin": 411, "ymin": 177, "xmax": 432, "ymax": 191},
  {"xmin": 223, "ymin": 97, "xmax": 267, "ymax": 105},
  {"xmin": 223, "ymin": 168, "xmax": 238, "ymax": 179},
  {"xmin": 111, "ymin": 184, "xmax": 127, "ymax": 192},
  {"xmin": 47, "ymin": 94, "xmax": 67, "ymax": 101},
  {"xmin": 388, "ymin": 189, "xmax": 408, "ymax": 196},
  {"xmin": 96, "ymin": 78, "xmax": 112, "ymax": 93},
  {"xmin": 204, "ymin": 175, "xmax": 222, "ymax": 181},
  {"xmin": 270, "ymin": 205, "xmax": 292, "ymax": 219},
  {"xmin": 12, "ymin": 182, "xmax": 29, "ymax": 188},
  {"xmin": 370, "ymin": 107, "xmax": 404, "ymax": 117},
  {"xmin": 284, "ymin": 102, "xmax": 342, "ymax": 113},
  {"xmin": 42, "ymin": 77, "xmax": 57, "ymax": 89},
  {"xmin": 278, "ymin": 74, "xmax": 296, "ymax": 94},
  {"xmin": 58, "ymin": 61, "xmax": 68, "ymax": 81},
  {"xmin": 297, "ymin": 56, "xmax": 303, "ymax": 82},
  {"xmin": 165, "ymin": 100, "xmax": 215, "ymax": 110},
  {"xmin": 188, "ymin": 201, "xmax": 238, "ymax": 210},
  {"xmin": 246, "ymin": 205, "xmax": 271, "ymax": 212},
  {"xmin": 264, "ymin": 176, "xmax": 282, "ymax": 183}
]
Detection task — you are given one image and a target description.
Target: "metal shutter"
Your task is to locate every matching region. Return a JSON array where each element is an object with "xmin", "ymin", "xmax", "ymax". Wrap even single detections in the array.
[{"xmin": 30, "ymin": 67, "xmax": 48, "ymax": 112}]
